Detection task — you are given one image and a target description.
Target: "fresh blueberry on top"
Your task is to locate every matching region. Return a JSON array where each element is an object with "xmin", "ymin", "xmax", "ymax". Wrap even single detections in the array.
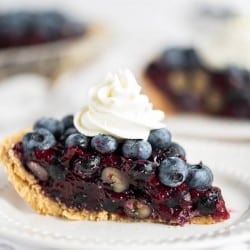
[
  {"xmin": 166, "ymin": 142, "xmax": 186, "ymax": 158},
  {"xmin": 159, "ymin": 157, "xmax": 188, "ymax": 187},
  {"xmin": 148, "ymin": 128, "xmax": 171, "ymax": 150},
  {"xmin": 22, "ymin": 128, "xmax": 56, "ymax": 152},
  {"xmin": 160, "ymin": 47, "xmax": 200, "ymax": 70},
  {"xmin": 153, "ymin": 142, "xmax": 186, "ymax": 163},
  {"xmin": 65, "ymin": 133, "xmax": 89, "ymax": 149},
  {"xmin": 122, "ymin": 140, "xmax": 152, "ymax": 160},
  {"xmin": 160, "ymin": 48, "xmax": 185, "ymax": 69},
  {"xmin": 91, "ymin": 134, "xmax": 118, "ymax": 154},
  {"xmin": 62, "ymin": 127, "xmax": 79, "ymax": 140},
  {"xmin": 34, "ymin": 117, "xmax": 64, "ymax": 138},
  {"xmin": 185, "ymin": 48, "xmax": 201, "ymax": 69},
  {"xmin": 62, "ymin": 114, "xmax": 74, "ymax": 130},
  {"xmin": 187, "ymin": 163, "xmax": 213, "ymax": 190}
]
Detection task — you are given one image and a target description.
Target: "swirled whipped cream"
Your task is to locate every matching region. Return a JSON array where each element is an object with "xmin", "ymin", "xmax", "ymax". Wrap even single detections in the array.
[
  {"xmin": 197, "ymin": 16, "xmax": 250, "ymax": 70},
  {"xmin": 74, "ymin": 69, "xmax": 165, "ymax": 139}
]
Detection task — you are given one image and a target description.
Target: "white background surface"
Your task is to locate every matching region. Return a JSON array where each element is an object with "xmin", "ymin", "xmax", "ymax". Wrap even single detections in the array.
[{"xmin": 0, "ymin": 0, "xmax": 250, "ymax": 249}]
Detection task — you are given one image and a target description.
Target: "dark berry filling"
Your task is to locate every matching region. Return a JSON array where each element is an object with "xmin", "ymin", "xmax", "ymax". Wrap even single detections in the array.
[
  {"xmin": 145, "ymin": 47, "xmax": 250, "ymax": 118},
  {"xmin": 0, "ymin": 11, "xmax": 86, "ymax": 49},
  {"xmin": 12, "ymin": 116, "xmax": 230, "ymax": 225}
]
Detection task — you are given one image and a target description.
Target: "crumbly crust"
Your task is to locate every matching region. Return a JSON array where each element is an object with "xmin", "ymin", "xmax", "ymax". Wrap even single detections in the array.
[{"xmin": 0, "ymin": 131, "xmax": 217, "ymax": 225}]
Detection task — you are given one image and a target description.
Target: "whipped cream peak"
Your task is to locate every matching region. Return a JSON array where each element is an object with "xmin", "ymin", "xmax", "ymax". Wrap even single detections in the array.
[{"xmin": 74, "ymin": 69, "xmax": 165, "ymax": 139}]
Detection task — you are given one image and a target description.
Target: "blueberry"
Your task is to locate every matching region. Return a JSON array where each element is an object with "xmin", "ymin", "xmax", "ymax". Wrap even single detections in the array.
[
  {"xmin": 0, "ymin": 10, "xmax": 85, "ymax": 49},
  {"xmin": 160, "ymin": 48, "xmax": 200, "ymax": 70},
  {"xmin": 72, "ymin": 155, "xmax": 100, "ymax": 178},
  {"xmin": 63, "ymin": 127, "xmax": 79, "ymax": 140},
  {"xmin": 159, "ymin": 157, "xmax": 188, "ymax": 187},
  {"xmin": 48, "ymin": 164, "xmax": 66, "ymax": 181},
  {"xmin": 91, "ymin": 134, "xmax": 118, "ymax": 154},
  {"xmin": 102, "ymin": 199, "xmax": 121, "ymax": 213},
  {"xmin": 26, "ymin": 161, "xmax": 49, "ymax": 181},
  {"xmin": 65, "ymin": 133, "xmax": 89, "ymax": 148},
  {"xmin": 122, "ymin": 140, "xmax": 136, "ymax": 158},
  {"xmin": 101, "ymin": 167, "xmax": 129, "ymax": 193},
  {"xmin": 161, "ymin": 48, "xmax": 185, "ymax": 69},
  {"xmin": 187, "ymin": 163, "xmax": 213, "ymax": 190},
  {"xmin": 166, "ymin": 142, "xmax": 186, "ymax": 158},
  {"xmin": 1, "ymin": 12, "xmax": 29, "ymax": 40},
  {"xmin": 130, "ymin": 160, "xmax": 156, "ymax": 181},
  {"xmin": 153, "ymin": 142, "xmax": 186, "ymax": 163},
  {"xmin": 185, "ymin": 48, "xmax": 201, "ymax": 69},
  {"xmin": 34, "ymin": 117, "xmax": 64, "ymax": 138},
  {"xmin": 62, "ymin": 114, "xmax": 74, "ymax": 130},
  {"xmin": 148, "ymin": 128, "xmax": 171, "ymax": 150},
  {"xmin": 227, "ymin": 66, "xmax": 246, "ymax": 87},
  {"xmin": 122, "ymin": 140, "xmax": 152, "ymax": 160},
  {"xmin": 196, "ymin": 188, "xmax": 220, "ymax": 215},
  {"xmin": 35, "ymin": 12, "xmax": 62, "ymax": 40},
  {"xmin": 22, "ymin": 128, "xmax": 56, "ymax": 152},
  {"xmin": 124, "ymin": 199, "xmax": 152, "ymax": 219},
  {"xmin": 42, "ymin": 11, "xmax": 66, "ymax": 25}
]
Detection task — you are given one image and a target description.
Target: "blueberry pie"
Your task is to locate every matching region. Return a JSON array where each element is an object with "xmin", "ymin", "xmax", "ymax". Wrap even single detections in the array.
[
  {"xmin": 0, "ymin": 70, "xmax": 229, "ymax": 225},
  {"xmin": 143, "ymin": 46, "xmax": 250, "ymax": 118},
  {"xmin": 0, "ymin": 10, "xmax": 107, "ymax": 80}
]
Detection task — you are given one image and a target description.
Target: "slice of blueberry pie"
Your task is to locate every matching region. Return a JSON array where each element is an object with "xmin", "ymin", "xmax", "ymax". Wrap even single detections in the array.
[
  {"xmin": 143, "ymin": 47, "xmax": 250, "ymax": 119},
  {"xmin": 0, "ymin": 70, "xmax": 229, "ymax": 225},
  {"xmin": 0, "ymin": 10, "xmax": 107, "ymax": 81}
]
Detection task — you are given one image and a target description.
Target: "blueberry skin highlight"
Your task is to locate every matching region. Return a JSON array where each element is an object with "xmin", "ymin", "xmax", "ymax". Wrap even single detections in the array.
[
  {"xmin": 158, "ymin": 157, "xmax": 188, "ymax": 187},
  {"xmin": 122, "ymin": 140, "xmax": 152, "ymax": 160},
  {"xmin": 148, "ymin": 128, "xmax": 172, "ymax": 150},
  {"xmin": 160, "ymin": 47, "xmax": 200, "ymax": 70},
  {"xmin": 91, "ymin": 134, "xmax": 118, "ymax": 154},
  {"xmin": 22, "ymin": 128, "xmax": 56, "ymax": 152},
  {"xmin": 186, "ymin": 164, "xmax": 213, "ymax": 190},
  {"xmin": 65, "ymin": 133, "xmax": 89, "ymax": 148},
  {"xmin": 61, "ymin": 114, "xmax": 74, "ymax": 130},
  {"xmin": 63, "ymin": 127, "xmax": 79, "ymax": 140},
  {"xmin": 34, "ymin": 117, "xmax": 64, "ymax": 138},
  {"xmin": 166, "ymin": 142, "xmax": 186, "ymax": 158}
]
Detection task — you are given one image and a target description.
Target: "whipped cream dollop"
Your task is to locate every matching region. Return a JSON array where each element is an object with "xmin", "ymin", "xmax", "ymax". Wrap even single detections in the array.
[
  {"xmin": 74, "ymin": 69, "xmax": 165, "ymax": 139},
  {"xmin": 197, "ymin": 16, "xmax": 250, "ymax": 70}
]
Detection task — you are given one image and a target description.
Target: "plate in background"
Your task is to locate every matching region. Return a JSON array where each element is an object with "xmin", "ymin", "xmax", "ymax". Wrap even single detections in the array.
[{"xmin": 166, "ymin": 115, "xmax": 250, "ymax": 142}]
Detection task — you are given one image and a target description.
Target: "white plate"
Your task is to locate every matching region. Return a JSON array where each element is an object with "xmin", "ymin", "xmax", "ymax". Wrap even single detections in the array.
[
  {"xmin": 0, "ymin": 139, "xmax": 250, "ymax": 250},
  {"xmin": 166, "ymin": 115, "xmax": 250, "ymax": 142}
]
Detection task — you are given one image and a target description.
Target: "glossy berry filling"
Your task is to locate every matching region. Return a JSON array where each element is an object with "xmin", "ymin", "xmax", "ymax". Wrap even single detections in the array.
[
  {"xmin": 145, "ymin": 48, "xmax": 250, "ymax": 118},
  {"xmin": 13, "ymin": 130, "xmax": 229, "ymax": 225}
]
